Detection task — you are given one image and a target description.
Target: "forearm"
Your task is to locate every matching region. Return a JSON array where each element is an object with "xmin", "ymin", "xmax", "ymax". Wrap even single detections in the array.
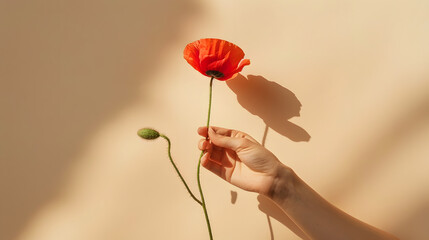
[{"xmin": 269, "ymin": 165, "xmax": 398, "ymax": 240}]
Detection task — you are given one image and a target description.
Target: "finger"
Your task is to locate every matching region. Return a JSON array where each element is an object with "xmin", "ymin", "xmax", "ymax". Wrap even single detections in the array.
[
  {"xmin": 209, "ymin": 126, "xmax": 234, "ymax": 137},
  {"xmin": 208, "ymin": 127, "xmax": 248, "ymax": 151},
  {"xmin": 210, "ymin": 126, "xmax": 259, "ymax": 144},
  {"xmin": 208, "ymin": 145, "xmax": 224, "ymax": 163},
  {"xmin": 201, "ymin": 152, "xmax": 224, "ymax": 179},
  {"xmin": 199, "ymin": 126, "xmax": 235, "ymax": 142},
  {"xmin": 198, "ymin": 139, "xmax": 211, "ymax": 151},
  {"xmin": 197, "ymin": 126, "xmax": 208, "ymax": 138}
]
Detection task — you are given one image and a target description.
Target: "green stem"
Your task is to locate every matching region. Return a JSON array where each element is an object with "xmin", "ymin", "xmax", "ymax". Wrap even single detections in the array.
[
  {"xmin": 206, "ymin": 77, "xmax": 214, "ymax": 128},
  {"xmin": 160, "ymin": 134, "xmax": 202, "ymax": 206},
  {"xmin": 197, "ymin": 77, "xmax": 214, "ymax": 240}
]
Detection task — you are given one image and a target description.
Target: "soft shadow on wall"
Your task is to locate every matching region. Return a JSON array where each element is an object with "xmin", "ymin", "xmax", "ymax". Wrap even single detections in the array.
[
  {"xmin": 324, "ymin": 93, "xmax": 429, "ymax": 239},
  {"xmin": 227, "ymin": 74, "xmax": 310, "ymax": 142},
  {"xmin": 392, "ymin": 196, "xmax": 429, "ymax": 240},
  {"xmin": 0, "ymin": 1, "xmax": 199, "ymax": 240},
  {"xmin": 326, "ymin": 94, "xmax": 429, "ymax": 203}
]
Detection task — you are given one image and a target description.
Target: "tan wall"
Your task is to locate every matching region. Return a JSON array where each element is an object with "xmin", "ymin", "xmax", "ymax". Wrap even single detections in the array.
[{"xmin": 1, "ymin": 0, "xmax": 428, "ymax": 239}]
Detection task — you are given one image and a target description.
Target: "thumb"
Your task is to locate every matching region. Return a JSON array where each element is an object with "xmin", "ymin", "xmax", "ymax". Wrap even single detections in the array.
[{"xmin": 208, "ymin": 127, "xmax": 245, "ymax": 151}]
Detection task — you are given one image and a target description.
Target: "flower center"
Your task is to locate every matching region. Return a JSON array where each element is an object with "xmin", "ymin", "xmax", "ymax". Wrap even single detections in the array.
[{"xmin": 206, "ymin": 70, "xmax": 224, "ymax": 78}]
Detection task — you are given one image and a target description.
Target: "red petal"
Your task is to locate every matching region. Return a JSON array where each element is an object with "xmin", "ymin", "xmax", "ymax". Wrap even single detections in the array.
[
  {"xmin": 184, "ymin": 41, "xmax": 205, "ymax": 75},
  {"xmin": 218, "ymin": 59, "xmax": 250, "ymax": 80}
]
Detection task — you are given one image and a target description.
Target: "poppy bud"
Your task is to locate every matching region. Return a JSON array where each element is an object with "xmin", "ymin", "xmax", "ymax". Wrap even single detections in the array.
[{"xmin": 137, "ymin": 128, "xmax": 160, "ymax": 140}]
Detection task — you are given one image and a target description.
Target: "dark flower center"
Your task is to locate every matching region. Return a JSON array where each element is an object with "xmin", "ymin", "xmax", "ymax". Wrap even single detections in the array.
[{"xmin": 206, "ymin": 70, "xmax": 224, "ymax": 78}]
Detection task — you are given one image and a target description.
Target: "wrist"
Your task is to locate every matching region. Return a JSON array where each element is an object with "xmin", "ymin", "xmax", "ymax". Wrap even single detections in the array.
[{"xmin": 267, "ymin": 164, "xmax": 298, "ymax": 206}]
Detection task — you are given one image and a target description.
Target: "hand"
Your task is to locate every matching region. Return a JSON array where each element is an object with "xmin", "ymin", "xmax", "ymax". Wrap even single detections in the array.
[
  {"xmin": 198, "ymin": 126, "xmax": 284, "ymax": 196},
  {"xmin": 198, "ymin": 126, "xmax": 399, "ymax": 240}
]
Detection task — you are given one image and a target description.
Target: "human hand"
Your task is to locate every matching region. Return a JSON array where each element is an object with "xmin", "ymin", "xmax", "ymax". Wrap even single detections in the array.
[
  {"xmin": 198, "ymin": 126, "xmax": 285, "ymax": 196},
  {"xmin": 198, "ymin": 126, "xmax": 399, "ymax": 240}
]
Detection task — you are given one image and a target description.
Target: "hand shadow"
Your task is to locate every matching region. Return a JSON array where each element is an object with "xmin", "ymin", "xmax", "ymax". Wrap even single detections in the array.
[
  {"xmin": 257, "ymin": 195, "xmax": 311, "ymax": 240},
  {"xmin": 227, "ymin": 74, "xmax": 310, "ymax": 142}
]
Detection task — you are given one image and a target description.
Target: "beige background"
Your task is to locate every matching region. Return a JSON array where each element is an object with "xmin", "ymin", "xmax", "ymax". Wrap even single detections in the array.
[{"xmin": 1, "ymin": 0, "xmax": 429, "ymax": 239}]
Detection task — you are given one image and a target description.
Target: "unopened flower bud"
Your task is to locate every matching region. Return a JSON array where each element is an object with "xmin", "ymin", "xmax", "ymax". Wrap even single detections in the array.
[{"xmin": 137, "ymin": 128, "xmax": 160, "ymax": 140}]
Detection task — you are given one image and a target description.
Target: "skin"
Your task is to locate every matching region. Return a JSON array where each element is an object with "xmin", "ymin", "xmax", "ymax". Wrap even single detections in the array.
[{"xmin": 198, "ymin": 126, "xmax": 399, "ymax": 240}]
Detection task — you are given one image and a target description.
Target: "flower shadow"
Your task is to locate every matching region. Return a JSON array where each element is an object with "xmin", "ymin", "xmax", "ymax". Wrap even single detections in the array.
[{"xmin": 227, "ymin": 74, "xmax": 310, "ymax": 142}]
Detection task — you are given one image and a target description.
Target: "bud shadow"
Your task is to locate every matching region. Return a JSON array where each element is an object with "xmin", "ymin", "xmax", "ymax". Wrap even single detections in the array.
[{"xmin": 227, "ymin": 74, "xmax": 310, "ymax": 142}]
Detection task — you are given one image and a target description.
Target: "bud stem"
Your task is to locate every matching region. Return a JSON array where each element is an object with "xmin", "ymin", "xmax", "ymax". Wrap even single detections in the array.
[{"xmin": 160, "ymin": 134, "xmax": 202, "ymax": 206}]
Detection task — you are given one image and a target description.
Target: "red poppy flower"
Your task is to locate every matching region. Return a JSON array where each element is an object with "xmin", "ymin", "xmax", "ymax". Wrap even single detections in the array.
[{"xmin": 183, "ymin": 38, "xmax": 250, "ymax": 81}]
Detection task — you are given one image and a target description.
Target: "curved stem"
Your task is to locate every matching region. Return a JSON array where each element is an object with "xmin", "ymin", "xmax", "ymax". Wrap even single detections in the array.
[
  {"xmin": 197, "ymin": 76, "xmax": 214, "ymax": 239},
  {"xmin": 160, "ymin": 134, "xmax": 202, "ymax": 206}
]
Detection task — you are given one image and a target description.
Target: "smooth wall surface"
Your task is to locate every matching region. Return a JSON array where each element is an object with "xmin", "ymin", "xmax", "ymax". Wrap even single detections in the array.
[{"xmin": 1, "ymin": 0, "xmax": 428, "ymax": 239}]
